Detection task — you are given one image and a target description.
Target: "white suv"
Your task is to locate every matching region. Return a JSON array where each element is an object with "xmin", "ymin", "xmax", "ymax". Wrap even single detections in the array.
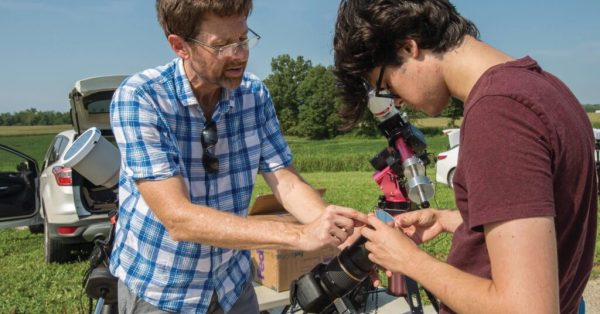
[{"xmin": 0, "ymin": 75, "xmax": 127, "ymax": 263}]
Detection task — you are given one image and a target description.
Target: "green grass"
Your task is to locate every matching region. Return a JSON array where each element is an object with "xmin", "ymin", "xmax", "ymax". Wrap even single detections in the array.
[
  {"xmin": 0, "ymin": 125, "xmax": 71, "ymax": 136},
  {"xmin": 0, "ymin": 229, "xmax": 89, "ymax": 313},
  {"xmin": 0, "ymin": 134, "xmax": 57, "ymax": 159},
  {"xmin": 286, "ymin": 132, "xmax": 451, "ymax": 173},
  {"xmin": 0, "ymin": 134, "xmax": 56, "ymax": 171},
  {"xmin": 287, "ymin": 137, "xmax": 387, "ymax": 172},
  {"xmin": 588, "ymin": 113, "xmax": 600, "ymax": 128}
]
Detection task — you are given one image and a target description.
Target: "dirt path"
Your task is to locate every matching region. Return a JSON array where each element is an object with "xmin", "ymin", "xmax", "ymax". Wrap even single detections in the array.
[{"xmin": 584, "ymin": 278, "xmax": 599, "ymax": 313}]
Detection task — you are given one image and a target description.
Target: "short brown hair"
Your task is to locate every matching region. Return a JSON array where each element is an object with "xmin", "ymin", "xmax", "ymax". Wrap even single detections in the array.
[{"xmin": 156, "ymin": 0, "xmax": 253, "ymax": 39}]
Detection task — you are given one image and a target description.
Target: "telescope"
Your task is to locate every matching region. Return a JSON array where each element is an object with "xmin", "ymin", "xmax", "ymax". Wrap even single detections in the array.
[{"xmin": 290, "ymin": 93, "xmax": 434, "ymax": 313}]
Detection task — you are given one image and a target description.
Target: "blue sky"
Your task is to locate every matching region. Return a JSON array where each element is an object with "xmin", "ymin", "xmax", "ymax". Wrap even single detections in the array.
[{"xmin": 0, "ymin": 0, "xmax": 599, "ymax": 114}]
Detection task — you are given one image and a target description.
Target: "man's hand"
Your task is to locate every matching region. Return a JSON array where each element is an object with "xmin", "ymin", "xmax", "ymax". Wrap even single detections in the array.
[
  {"xmin": 395, "ymin": 208, "xmax": 462, "ymax": 244},
  {"xmin": 337, "ymin": 226, "xmax": 363, "ymax": 250},
  {"xmin": 298, "ymin": 205, "xmax": 368, "ymax": 251}
]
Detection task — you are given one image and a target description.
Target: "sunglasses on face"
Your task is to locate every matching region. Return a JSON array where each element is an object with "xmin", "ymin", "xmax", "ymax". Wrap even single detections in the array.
[{"xmin": 201, "ymin": 120, "xmax": 219, "ymax": 174}]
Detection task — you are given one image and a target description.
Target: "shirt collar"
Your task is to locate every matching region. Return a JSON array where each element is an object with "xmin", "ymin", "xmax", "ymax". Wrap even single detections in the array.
[{"xmin": 174, "ymin": 58, "xmax": 237, "ymax": 121}]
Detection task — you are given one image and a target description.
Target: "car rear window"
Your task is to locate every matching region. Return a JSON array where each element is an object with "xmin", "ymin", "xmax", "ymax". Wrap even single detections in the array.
[{"xmin": 83, "ymin": 91, "xmax": 115, "ymax": 114}]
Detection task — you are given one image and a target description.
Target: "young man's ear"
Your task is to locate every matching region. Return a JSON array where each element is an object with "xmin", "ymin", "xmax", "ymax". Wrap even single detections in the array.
[
  {"xmin": 167, "ymin": 34, "xmax": 191, "ymax": 60},
  {"xmin": 398, "ymin": 39, "xmax": 420, "ymax": 59}
]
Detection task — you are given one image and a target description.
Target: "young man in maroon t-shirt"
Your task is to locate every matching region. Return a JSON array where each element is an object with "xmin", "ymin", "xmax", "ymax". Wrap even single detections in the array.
[{"xmin": 333, "ymin": 0, "xmax": 597, "ymax": 313}]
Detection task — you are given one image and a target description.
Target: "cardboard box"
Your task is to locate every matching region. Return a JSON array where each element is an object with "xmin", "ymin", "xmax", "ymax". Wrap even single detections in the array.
[{"xmin": 249, "ymin": 191, "xmax": 339, "ymax": 292}]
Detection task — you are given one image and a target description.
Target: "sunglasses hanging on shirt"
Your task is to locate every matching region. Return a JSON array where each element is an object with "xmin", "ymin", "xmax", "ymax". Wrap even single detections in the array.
[{"xmin": 201, "ymin": 120, "xmax": 219, "ymax": 174}]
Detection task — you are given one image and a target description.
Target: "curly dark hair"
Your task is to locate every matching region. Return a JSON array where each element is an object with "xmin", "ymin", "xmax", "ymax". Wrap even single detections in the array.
[
  {"xmin": 156, "ymin": 0, "xmax": 252, "ymax": 40},
  {"xmin": 333, "ymin": 0, "xmax": 479, "ymax": 126}
]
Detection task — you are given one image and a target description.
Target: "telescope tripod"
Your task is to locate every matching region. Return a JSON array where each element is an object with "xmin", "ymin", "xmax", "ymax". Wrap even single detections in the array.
[
  {"xmin": 313, "ymin": 276, "xmax": 424, "ymax": 314},
  {"xmin": 82, "ymin": 210, "xmax": 118, "ymax": 314}
]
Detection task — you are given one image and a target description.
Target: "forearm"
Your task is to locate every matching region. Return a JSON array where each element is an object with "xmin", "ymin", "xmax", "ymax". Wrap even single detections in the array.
[
  {"xmin": 407, "ymin": 251, "xmax": 498, "ymax": 313},
  {"xmin": 406, "ymin": 250, "xmax": 547, "ymax": 314},
  {"xmin": 137, "ymin": 176, "xmax": 308, "ymax": 250},
  {"xmin": 264, "ymin": 167, "xmax": 327, "ymax": 223},
  {"xmin": 138, "ymin": 175, "xmax": 364, "ymax": 252},
  {"xmin": 401, "ymin": 216, "xmax": 559, "ymax": 314},
  {"xmin": 165, "ymin": 202, "xmax": 306, "ymax": 250},
  {"xmin": 277, "ymin": 183, "xmax": 327, "ymax": 223}
]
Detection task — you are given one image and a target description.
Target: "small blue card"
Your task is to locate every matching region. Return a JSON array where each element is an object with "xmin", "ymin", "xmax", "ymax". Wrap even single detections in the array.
[{"xmin": 374, "ymin": 209, "xmax": 395, "ymax": 223}]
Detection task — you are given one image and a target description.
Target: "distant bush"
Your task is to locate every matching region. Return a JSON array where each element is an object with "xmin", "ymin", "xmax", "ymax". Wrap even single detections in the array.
[
  {"xmin": 0, "ymin": 108, "xmax": 70, "ymax": 126},
  {"xmin": 583, "ymin": 104, "xmax": 600, "ymax": 113}
]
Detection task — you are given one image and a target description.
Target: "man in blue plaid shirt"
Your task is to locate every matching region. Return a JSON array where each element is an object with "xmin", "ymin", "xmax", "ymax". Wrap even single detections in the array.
[{"xmin": 109, "ymin": 1, "xmax": 368, "ymax": 313}]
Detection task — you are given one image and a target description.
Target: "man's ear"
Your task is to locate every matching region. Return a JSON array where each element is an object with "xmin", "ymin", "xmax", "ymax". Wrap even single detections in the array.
[
  {"xmin": 167, "ymin": 34, "xmax": 191, "ymax": 60},
  {"xmin": 398, "ymin": 39, "xmax": 420, "ymax": 59}
]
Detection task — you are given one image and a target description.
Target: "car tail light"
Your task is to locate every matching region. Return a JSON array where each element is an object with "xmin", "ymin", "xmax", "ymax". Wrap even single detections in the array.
[
  {"xmin": 437, "ymin": 154, "xmax": 447, "ymax": 161},
  {"xmin": 52, "ymin": 166, "xmax": 72, "ymax": 186},
  {"xmin": 57, "ymin": 226, "xmax": 78, "ymax": 235}
]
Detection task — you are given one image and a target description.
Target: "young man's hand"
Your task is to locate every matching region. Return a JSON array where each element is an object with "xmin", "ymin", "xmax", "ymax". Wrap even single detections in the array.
[
  {"xmin": 361, "ymin": 213, "xmax": 421, "ymax": 274},
  {"xmin": 395, "ymin": 209, "xmax": 462, "ymax": 244}
]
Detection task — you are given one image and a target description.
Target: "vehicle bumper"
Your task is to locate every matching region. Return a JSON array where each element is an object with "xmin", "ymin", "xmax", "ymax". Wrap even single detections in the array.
[{"xmin": 47, "ymin": 214, "xmax": 111, "ymax": 244}]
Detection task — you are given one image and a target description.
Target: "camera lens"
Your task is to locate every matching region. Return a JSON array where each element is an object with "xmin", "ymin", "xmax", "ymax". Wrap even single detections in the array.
[
  {"xmin": 292, "ymin": 235, "xmax": 375, "ymax": 313},
  {"xmin": 320, "ymin": 236, "xmax": 371, "ymax": 296}
]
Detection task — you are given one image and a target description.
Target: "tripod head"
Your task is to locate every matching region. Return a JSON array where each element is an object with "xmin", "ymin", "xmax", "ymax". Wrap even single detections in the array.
[{"xmin": 368, "ymin": 91, "xmax": 434, "ymax": 210}]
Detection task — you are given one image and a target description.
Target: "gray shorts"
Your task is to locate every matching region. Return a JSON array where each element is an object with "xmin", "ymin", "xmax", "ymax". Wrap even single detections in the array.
[{"xmin": 118, "ymin": 279, "xmax": 259, "ymax": 314}]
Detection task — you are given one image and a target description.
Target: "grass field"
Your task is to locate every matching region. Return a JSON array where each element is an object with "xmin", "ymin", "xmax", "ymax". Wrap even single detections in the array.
[
  {"xmin": 0, "ymin": 119, "xmax": 598, "ymax": 313},
  {"xmin": 0, "ymin": 134, "xmax": 57, "ymax": 172},
  {"xmin": 588, "ymin": 112, "xmax": 600, "ymax": 128},
  {"xmin": 0, "ymin": 124, "xmax": 71, "ymax": 136}
]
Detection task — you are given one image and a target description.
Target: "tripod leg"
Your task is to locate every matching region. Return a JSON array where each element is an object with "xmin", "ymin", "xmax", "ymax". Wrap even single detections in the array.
[
  {"xmin": 404, "ymin": 277, "xmax": 424, "ymax": 314},
  {"xmin": 333, "ymin": 296, "xmax": 358, "ymax": 314},
  {"xmin": 94, "ymin": 297, "xmax": 105, "ymax": 314},
  {"xmin": 101, "ymin": 303, "xmax": 118, "ymax": 314}
]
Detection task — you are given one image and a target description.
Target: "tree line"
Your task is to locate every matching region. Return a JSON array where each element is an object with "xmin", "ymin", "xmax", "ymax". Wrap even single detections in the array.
[
  {"xmin": 0, "ymin": 108, "xmax": 70, "ymax": 126},
  {"xmin": 5, "ymin": 55, "xmax": 599, "ymax": 138},
  {"xmin": 583, "ymin": 104, "xmax": 600, "ymax": 112}
]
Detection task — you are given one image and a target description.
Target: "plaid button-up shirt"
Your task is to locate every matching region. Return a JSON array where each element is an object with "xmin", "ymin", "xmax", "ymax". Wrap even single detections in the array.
[{"xmin": 109, "ymin": 58, "xmax": 292, "ymax": 313}]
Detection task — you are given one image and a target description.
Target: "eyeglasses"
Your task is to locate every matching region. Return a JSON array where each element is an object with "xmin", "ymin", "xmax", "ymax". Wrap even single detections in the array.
[
  {"xmin": 186, "ymin": 28, "xmax": 261, "ymax": 57},
  {"xmin": 374, "ymin": 65, "xmax": 400, "ymax": 99},
  {"xmin": 201, "ymin": 120, "xmax": 219, "ymax": 174}
]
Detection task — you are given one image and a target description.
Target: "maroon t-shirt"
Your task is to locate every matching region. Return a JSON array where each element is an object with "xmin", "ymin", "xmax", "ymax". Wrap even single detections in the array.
[{"xmin": 443, "ymin": 57, "xmax": 597, "ymax": 313}]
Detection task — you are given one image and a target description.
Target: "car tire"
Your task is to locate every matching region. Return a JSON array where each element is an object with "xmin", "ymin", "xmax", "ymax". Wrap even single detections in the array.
[
  {"xmin": 447, "ymin": 168, "xmax": 456, "ymax": 190},
  {"xmin": 44, "ymin": 218, "xmax": 73, "ymax": 264},
  {"xmin": 28, "ymin": 224, "xmax": 44, "ymax": 234}
]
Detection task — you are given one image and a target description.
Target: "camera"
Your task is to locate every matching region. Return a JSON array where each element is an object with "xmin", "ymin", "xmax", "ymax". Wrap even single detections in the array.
[{"xmin": 290, "ymin": 235, "xmax": 373, "ymax": 313}]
